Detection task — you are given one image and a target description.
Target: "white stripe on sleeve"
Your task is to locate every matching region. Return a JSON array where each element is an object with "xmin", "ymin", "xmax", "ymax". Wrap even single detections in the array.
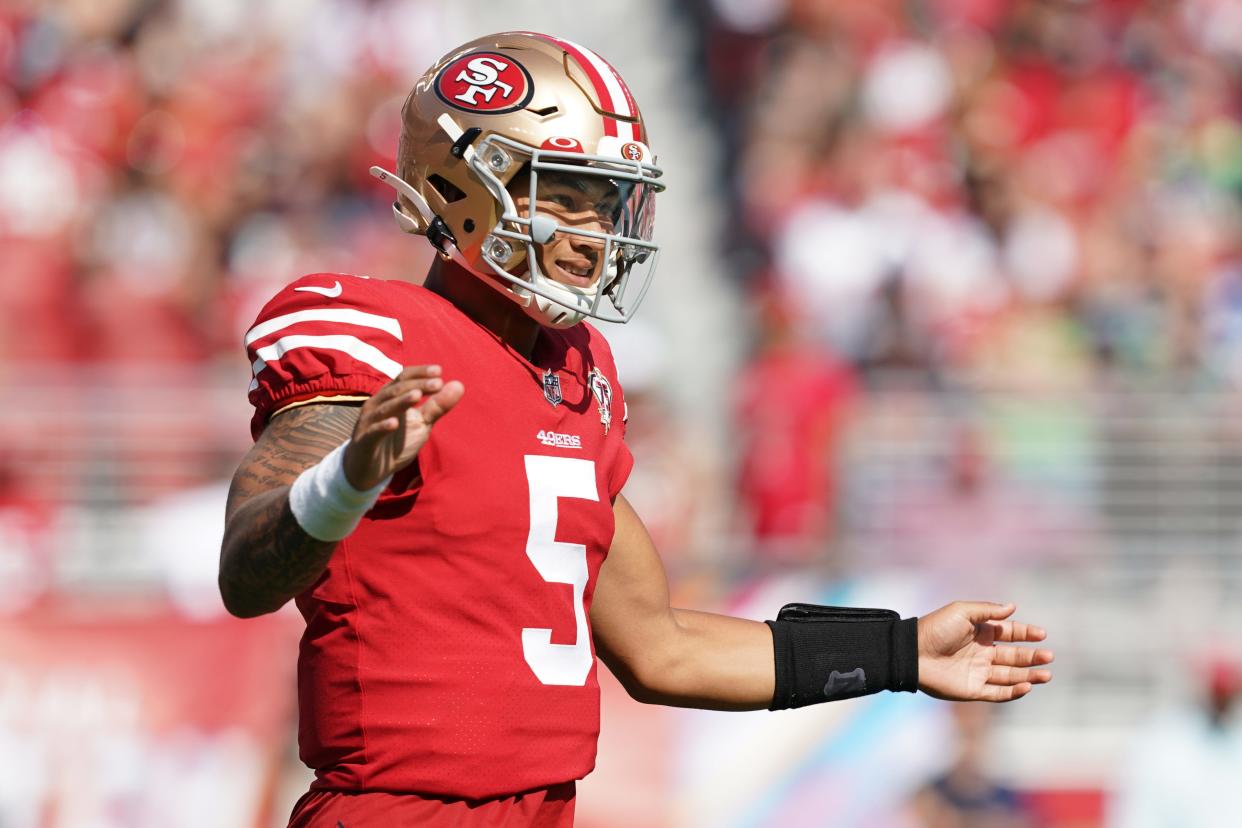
[
  {"xmin": 252, "ymin": 334, "xmax": 403, "ymax": 379},
  {"xmin": 244, "ymin": 308, "xmax": 402, "ymax": 348}
]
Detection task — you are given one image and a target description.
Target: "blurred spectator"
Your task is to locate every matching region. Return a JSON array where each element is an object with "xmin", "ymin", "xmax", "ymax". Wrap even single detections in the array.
[
  {"xmin": 0, "ymin": 454, "xmax": 54, "ymax": 612},
  {"xmin": 734, "ymin": 288, "xmax": 858, "ymax": 559},
  {"xmin": 909, "ymin": 703, "xmax": 1037, "ymax": 828},
  {"xmin": 1108, "ymin": 653, "xmax": 1242, "ymax": 828}
]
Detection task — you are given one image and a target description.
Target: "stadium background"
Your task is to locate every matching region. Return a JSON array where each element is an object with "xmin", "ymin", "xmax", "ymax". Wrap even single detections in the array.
[{"xmin": 3, "ymin": 0, "xmax": 1242, "ymax": 825}]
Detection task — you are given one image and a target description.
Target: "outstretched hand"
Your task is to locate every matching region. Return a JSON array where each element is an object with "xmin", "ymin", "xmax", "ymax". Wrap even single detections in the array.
[
  {"xmin": 917, "ymin": 602, "xmax": 1053, "ymax": 702},
  {"xmin": 343, "ymin": 365, "xmax": 465, "ymax": 490}
]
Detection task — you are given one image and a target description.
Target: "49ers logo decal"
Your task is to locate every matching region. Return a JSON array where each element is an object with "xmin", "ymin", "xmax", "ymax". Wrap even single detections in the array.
[{"xmin": 435, "ymin": 52, "xmax": 534, "ymax": 114}]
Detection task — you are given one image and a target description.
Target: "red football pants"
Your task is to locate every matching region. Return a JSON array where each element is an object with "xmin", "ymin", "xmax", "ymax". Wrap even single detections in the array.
[{"xmin": 288, "ymin": 783, "xmax": 576, "ymax": 827}]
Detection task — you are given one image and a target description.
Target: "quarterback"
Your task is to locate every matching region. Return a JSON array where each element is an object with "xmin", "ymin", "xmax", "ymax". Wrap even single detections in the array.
[{"xmin": 219, "ymin": 32, "xmax": 1053, "ymax": 827}]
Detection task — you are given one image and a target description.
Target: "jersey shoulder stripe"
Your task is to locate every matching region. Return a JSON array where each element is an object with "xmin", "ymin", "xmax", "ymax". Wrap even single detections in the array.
[
  {"xmin": 244, "ymin": 273, "xmax": 407, "ymax": 438},
  {"xmin": 251, "ymin": 333, "xmax": 403, "ymax": 381},
  {"xmin": 244, "ymin": 308, "xmax": 403, "ymax": 347}
]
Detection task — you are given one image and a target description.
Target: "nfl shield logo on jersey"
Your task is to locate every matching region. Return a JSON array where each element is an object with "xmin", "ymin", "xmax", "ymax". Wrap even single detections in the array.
[
  {"xmin": 587, "ymin": 368, "xmax": 612, "ymax": 434},
  {"xmin": 543, "ymin": 370, "xmax": 563, "ymax": 407}
]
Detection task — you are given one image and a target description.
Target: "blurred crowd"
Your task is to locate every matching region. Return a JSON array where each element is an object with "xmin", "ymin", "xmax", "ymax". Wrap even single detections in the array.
[
  {"xmin": 697, "ymin": 0, "xmax": 1242, "ymax": 390},
  {"xmin": 4, "ymin": 1, "xmax": 1242, "ymax": 826},
  {"xmin": 4, "ymin": 0, "xmax": 1241, "ymax": 581},
  {"xmin": 0, "ymin": 0, "xmax": 451, "ymax": 367},
  {"xmin": 679, "ymin": 0, "xmax": 1242, "ymax": 554}
]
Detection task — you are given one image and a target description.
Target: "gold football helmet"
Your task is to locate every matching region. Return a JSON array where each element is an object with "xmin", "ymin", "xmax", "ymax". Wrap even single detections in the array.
[{"xmin": 371, "ymin": 31, "xmax": 664, "ymax": 328}]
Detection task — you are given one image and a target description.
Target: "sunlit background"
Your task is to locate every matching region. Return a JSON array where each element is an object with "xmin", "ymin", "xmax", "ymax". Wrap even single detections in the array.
[{"xmin": 4, "ymin": 0, "xmax": 1242, "ymax": 825}]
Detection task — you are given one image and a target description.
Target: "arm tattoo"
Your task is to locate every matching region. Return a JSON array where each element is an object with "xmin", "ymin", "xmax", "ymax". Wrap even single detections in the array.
[{"xmin": 219, "ymin": 403, "xmax": 361, "ymax": 617}]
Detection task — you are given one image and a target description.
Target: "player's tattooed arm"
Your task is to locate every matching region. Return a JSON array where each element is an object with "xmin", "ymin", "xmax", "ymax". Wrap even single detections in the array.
[
  {"xmin": 219, "ymin": 366, "xmax": 464, "ymax": 618},
  {"xmin": 219, "ymin": 403, "xmax": 359, "ymax": 618}
]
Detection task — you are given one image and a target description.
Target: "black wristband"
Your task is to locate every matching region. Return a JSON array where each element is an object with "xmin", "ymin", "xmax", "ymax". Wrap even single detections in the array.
[{"xmin": 766, "ymin": 603, "xmax": 919, "ymax": 710}]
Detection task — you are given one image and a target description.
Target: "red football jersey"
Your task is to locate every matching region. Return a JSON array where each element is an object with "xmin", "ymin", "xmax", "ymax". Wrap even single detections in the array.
[{"xmin": 244, "ymin": 273, "xmax": 633, "ymax": 800}]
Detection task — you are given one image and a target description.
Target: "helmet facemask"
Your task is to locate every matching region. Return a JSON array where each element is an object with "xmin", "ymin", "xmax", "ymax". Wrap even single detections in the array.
[{"xmin": 471, "ymin": 134, "xmax": 661, "ymax": 328}]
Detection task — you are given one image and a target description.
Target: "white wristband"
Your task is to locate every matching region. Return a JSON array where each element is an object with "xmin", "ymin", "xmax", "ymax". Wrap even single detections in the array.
[{"xmin": 288, "ymin": 441, "xmax": 391, "ymax": 542}]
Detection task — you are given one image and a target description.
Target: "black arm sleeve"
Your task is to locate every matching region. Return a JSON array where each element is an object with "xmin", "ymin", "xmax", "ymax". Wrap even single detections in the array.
[{"xmin": 766, "ymin": 604, "xmax": 919, "ymax": 710}]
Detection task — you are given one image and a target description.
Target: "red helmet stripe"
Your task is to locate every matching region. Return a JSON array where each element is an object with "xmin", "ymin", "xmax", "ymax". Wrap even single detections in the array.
[
  {"xmin": 590, "ymin": 51, "xmax": 643, "ymax": 143},
  {"xmin": 522, "ymin": 32, "xmax": 640, "ymax": 142}
]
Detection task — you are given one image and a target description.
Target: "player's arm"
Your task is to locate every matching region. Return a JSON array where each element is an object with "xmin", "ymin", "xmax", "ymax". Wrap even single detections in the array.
[
  {"xmin": 219, "ymin": 366, "xmax": 463, "ymax": 618},
  {"xmin": 220, "ymin": 403, "xmax": 357, "ymax": 618},
  {"xmin": 590, "ymin": 496, "xmax": 1054, "ymax": 710}
]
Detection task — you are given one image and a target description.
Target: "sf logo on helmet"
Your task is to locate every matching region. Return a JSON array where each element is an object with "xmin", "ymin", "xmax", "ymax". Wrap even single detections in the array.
[{"xmin": 436, "ymin": 52, "xmax": 534, "ymax": 114}]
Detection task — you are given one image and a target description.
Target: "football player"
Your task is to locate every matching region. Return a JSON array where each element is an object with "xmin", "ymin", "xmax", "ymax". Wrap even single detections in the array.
[{"xmin": 219, "ymin": 32, "xmax": 1053, "ymax": 827}]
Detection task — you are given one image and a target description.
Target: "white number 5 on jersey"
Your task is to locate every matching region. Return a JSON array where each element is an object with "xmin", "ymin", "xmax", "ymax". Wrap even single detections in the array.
[{"xmin": 522, "ymin": 455, "xmax": 598, "ymax": 686}]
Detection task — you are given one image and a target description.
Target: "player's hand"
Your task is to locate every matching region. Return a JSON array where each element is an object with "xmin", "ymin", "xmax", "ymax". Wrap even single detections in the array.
[
  {"xmin": 343, "ymin": 365, "xmax": 465, "ymax": 490},
  {"xmin": 916, "ymin": 602, "xmax": 1053, "ymax": 703}
]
